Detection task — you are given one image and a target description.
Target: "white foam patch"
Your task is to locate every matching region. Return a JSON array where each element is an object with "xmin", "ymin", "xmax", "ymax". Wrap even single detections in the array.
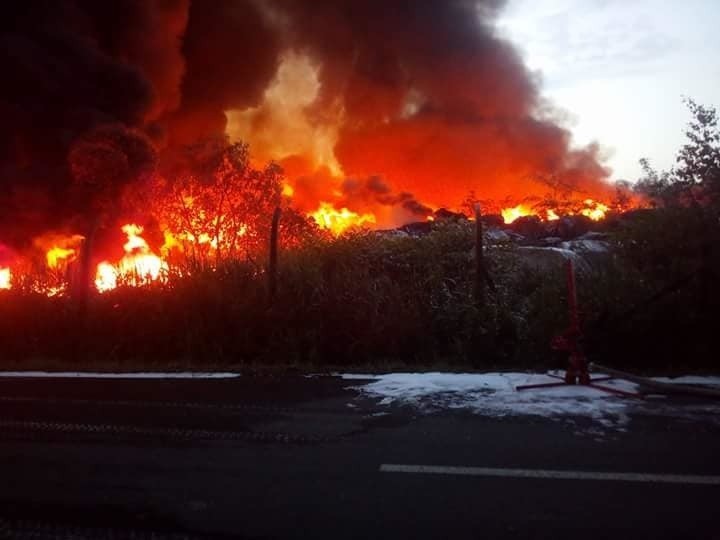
[{"xmin": 347, "ymin": 372, "xmax": 720, "ymax": 431}]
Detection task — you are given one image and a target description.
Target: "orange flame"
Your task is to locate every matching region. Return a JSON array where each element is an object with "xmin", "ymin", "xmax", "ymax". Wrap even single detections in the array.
[
  {"xmin": 34, "ymin": 233, "xmax": 84, "ymax": 271},
  {"xmin": 46, "ymin": 246, "xmax": 77, "ymax": 269},
  {"xmin": 580, "ymin": 199, "xmax": 608, "ymax": 221},
  {"xmin": 282, "ymin": 183, "xmax": 295, "ymax": 197},
  {"xmin": 501, "ymin": 199, "xmax": 609, "ymax": 224},
  {"xmin": 501, "ymin": 205, "xmax": 534, "ymax": 224},
  {"xmin": 0, "ymin": 267, "xmax": 10, "ymax": 290},
  {"xmin": 310, "ymin": 202, "xmax": 376, "ymax": 235},
  {"xmin": 95, "ymin": 224, "xmax": 168, "ymax": 292}
]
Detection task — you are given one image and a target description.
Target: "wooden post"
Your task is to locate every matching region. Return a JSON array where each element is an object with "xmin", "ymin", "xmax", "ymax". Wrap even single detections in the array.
[
  {"xmin": 474, "ymin": 203, "xmax": 484, "ymax": 303},
  {"xmin": 474, "ymin": 203, "xmax": 495, "ymax": 305},
  {"xmin": 71, "ymin": 220, "xmax": 98, "ymax": 364},
  {"xmin": 566, "ymin": 258, "xmax": 580, "ymax": 331},
  {"xmin": 75, "ymin": 221, "xmax": 97, "ymax": 318},
  {"xmin": 268, "ymin": 206, "xmax": 281, "ymax": 302},
  {"xmin": 590, "ymin": 363, "xmax": 720, "ymax": 399}
]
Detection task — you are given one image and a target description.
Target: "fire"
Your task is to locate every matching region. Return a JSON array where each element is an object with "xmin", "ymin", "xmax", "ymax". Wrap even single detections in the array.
[
  {"xmin": 501, "ymin": 205, "xmax": 534, "ymax": 224},
  {"xmin": 34, "ymin": 233, "xmax": 85, "ymax": 270},
  {"xmin": 580, "ymin": 199, "xmax": 608, "ymax": 221},
  {"xmin": 0, "ymin": 267, "xmax": 10, "ymax": 290},
  {"xmin": 282, "ymin": 183, "xmax": 295, "ymax": 197},
  {"xmin": 46, "ymin": 246, "xmax": 77, "ymax": 268},
  {"xmin": 95, "ymin": 262, "xmax": 119, "ymax": 292},
  {"xmin": 501, "ymin": 199, "xmax": 609, "ymax": 224},
  {"xmin": 122, "ymin": 224, "xmax": 149, "ymax": 252},
  {"xmin": 95, "ymin": 224, "xmax": 168, "ymax": 292},
  {"xmin": 310, "ymin": 202, "xmax": 376, "ymax": 235},
  {"xmin": 160, "ymin": 223, "xmax": 247, "ymax": 258}
]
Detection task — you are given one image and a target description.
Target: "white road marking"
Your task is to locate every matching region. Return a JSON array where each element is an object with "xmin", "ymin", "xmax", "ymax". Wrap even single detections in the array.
[
  {"xmin": 0, "ymin": 371, "xmax": 240, "ymax": 379},
  {"xmin": 379, "ymin": 464, "xmax": 720, "ymax": 485}
]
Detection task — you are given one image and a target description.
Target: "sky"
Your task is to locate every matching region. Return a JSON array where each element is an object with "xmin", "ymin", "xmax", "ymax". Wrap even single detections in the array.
[{"xmin": 497, "ymin": 0, "xmax": 720, "ymax": 182}]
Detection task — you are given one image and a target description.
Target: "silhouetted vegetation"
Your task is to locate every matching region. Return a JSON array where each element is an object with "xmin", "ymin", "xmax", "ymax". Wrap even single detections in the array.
[
  {"xmin": 0, "ymin": 100, "xmax": 718, "ymax": 373},
  {"xmin": 590, "ymin": 98, "xmax": 720, "ymax": 370}
]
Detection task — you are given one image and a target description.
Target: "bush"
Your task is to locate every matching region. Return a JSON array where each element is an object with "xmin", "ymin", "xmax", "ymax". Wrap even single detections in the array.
[
  {"xmin": 579, "ymin": 207, "xmax": 719, "ymax": 371},
  {"xmin": 3, "ymin": 208, "xmax": 716, "ymax": 372},
  {"xmin": 0, "ymin": 222, "xmax": 572, "ymax": 370}
]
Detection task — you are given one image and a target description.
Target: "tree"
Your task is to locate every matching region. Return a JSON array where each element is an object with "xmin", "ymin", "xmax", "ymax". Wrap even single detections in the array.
[
  {"xmin": 150, "ymin": 140, "xmax": 319, "ymax": 268},
  {"xmin": 676, "ymin": 99, "xmax": 720, "ymax": 206},
  {"xmin": 67, "ymin": 124, "xmax": 157, "ymax": 303},
  {"xmin": 636, "ymin": 99, "xmax": 720, "ymax": 209},
  {"xmin": 634, "ymin": 158, "xmax": 675, "ymax": 207},
  {"xmin": 69, "ymin": 124, "xmax": 157, "ymax": 221},
  {"xmin": 606, "ymin": 99, "xmax": 720, "ymax": 369}
]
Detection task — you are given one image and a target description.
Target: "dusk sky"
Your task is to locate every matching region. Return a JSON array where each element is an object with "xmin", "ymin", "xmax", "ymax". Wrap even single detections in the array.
[{"xmin": 498, "ymin": 0, "xmax": 720, "ymax": 182}]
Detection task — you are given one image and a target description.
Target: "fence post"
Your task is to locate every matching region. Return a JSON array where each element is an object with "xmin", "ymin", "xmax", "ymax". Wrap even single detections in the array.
[
  {"xmin": 474, "ymin": 203, "xmax": 495, "ymax": 305},
  {"xmin": 268, "ymin": 206, "xmax": 281, "ymax": 302},
  {"xmin": 75, "ymin": 221, "xmax": 97, "ymax": 319}
]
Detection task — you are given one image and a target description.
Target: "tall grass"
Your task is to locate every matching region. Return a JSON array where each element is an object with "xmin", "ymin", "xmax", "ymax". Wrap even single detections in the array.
[{"xmin": 1, "ymin": 218, "xmax": 715, "ymax": 372}]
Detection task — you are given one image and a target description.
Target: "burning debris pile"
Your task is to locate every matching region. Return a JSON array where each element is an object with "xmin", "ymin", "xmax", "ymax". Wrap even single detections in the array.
[
  {"xmin": 95, "ymin": 224, "xmax": 168, "ymax": 292},
  {"xmin": 0, "ymin": 1, "xmax": 642, "ymax": 295},
  {"xmin": 500, "ymin": 200, "xmax": 609, "ymax": 225}
]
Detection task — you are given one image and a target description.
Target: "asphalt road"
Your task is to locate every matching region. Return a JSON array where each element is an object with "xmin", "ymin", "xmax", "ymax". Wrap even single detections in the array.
[{"xmin": 0, "ymin": 375, "xmax": 718, "ymax": 539}]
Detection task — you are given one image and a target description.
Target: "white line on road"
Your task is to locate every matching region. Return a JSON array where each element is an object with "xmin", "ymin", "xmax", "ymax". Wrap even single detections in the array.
[
  {"xmin": 380, "ymin": 464, "xmax": 720, "ymax": 485},
  {"xmin": 0, "ymin": 371, "xmax": 241, "ymax": 379}
]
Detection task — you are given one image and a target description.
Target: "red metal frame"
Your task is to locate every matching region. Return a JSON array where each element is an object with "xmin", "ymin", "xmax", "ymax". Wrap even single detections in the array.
[{"xmin": 516, "ymin": 259, "xmax": 641, "ymax": 399}]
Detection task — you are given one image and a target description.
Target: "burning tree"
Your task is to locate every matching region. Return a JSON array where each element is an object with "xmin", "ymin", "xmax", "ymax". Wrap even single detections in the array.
[
  {"xmin": 69, "ymin": 125, "xmax": 158, "ymax": 220},
  {"xmin": 67, "ymin": 125, "xmax": 158, "ymax": 298},
  {"xmin": 148, "ymin": 140, "xmax": 319, "ymax": 269}
]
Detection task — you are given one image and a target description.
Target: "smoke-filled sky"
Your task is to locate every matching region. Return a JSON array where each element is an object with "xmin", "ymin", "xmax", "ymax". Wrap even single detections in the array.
[
  {"xmin": 1, "ymin": 0, "xmax": 636, "ymax": 240},
  {"xmin": 499, "ymin": 0, "xmax": 720, "ymax": 182}
]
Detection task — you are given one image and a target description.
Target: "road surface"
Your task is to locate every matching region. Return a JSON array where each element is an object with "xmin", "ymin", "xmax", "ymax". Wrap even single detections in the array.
[{"xmin": 0, "ymin": 374, "xmax": 718, "ymax": 539}]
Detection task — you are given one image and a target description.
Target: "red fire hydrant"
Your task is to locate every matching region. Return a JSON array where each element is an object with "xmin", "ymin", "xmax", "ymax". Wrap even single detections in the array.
[
  {"xmin": 551, "ymin": 259, "xmax": 590, "ymax": 385},
  {"xmin": 516, "ymin": 258, "xmax": 640, "ymax": 397}
]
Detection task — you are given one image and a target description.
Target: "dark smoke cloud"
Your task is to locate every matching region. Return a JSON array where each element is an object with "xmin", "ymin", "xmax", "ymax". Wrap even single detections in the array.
[
  {"xmin": 0, "ymin": 0, "xmax": 282, "ymax": 244},
  {"xmin": 75, "ymin": 0, "xmax": 190, "ymax": 124},
  {"xmin": 341, "ymin": 176, "xmax": 432, "ymax": 217},
  {"xmin": 275, "ymin": 0, "xmax": 527, "ymax": 121},
  {"xmin": 164, "ymin": 0, "xmax": 281, "ymax": 146},
  {"xmin": 269, "ymin": 0, "xmax": 611, "ymax": 208},
  {"xmin": 1, "ymin": 0, "xmax": 614, "ymax": 246},
  {"xmin": 0, "ymin": 0, "xmax": 189, "ymax": 243}
]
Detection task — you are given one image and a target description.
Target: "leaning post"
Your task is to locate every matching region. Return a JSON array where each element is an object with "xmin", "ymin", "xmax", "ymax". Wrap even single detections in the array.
[
  {"xmin": 268, "ymin": 206, "xmax": 282, "ymax": 302},
  {"xmin": 75, "ymin": 219, "xmax": 98, "ymax": 322},
  {"xmin": 474, "ymin": 203, "xmax": 485, "ymax": 305}
]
